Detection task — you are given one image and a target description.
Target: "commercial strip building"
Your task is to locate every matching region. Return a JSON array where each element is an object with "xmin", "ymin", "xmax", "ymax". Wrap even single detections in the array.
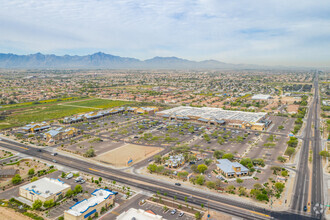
[
  {"xmin": 156, "ymin": 106, "xmax": 270, "ymax": 130},
  {"xmin": 251, "ymin": 94, "xmax": 272, "ymax": 100},
  {"xmin": 63, "ymin": 106, "xmax": 158, "ymax": 124},
  {"xmin": 64, "ymin": 189, "xmax": 115, "ymax": 220},
  {"xmin": 19, "ymin": 177, "xmax": 71, "ymax": 202},
  {"xmin": 216, "ymin": 159, "xmax": 249, "ymax": 178},
  {"xmin": 20, "ymin": 122, "xmax": 50, "ymax": 133},
  {"xmin": 116, "ymin": 208, "xmax": 165, "ymax": 220},
  {"xmin": 44, "ymin": 127, "xmax": 80, "ymax": 142}
]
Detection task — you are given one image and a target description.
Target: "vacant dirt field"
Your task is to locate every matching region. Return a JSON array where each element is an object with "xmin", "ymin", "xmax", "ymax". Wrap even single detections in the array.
[
  {"xmin": 0, "ymin": 207, "xmax": 30, "ymax": 220},
  {"xmin": 95, "ymin": 143, "xmax": 163, "ymax": 167}
]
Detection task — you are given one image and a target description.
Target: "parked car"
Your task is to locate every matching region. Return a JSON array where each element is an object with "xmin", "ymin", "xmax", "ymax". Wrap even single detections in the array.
[
  {"xmin": 66, "ymin": 173, "xmax": 73, "ymax": 179},
  {"xmin": 51, "ymin": 152, "xmax": 58, "ymax": 156},
  {"xmin": 303, "ymin": 206, "xmax": 307, "ymax": 212},
  {"xmin": 179, "ymin": 212, "xmax": 184, "ymax": 217},
  {"xmin": 73, "ymin": 198, "xmax": 78, "ymax": 202},
  {"xmin": 75, "ymin": 176, "xmax": 83, "ymax": 182},
  {"xmin": 170, "ymin": 209, "xmax": 177, "ymax": 215},
  {"xmin": 175, "ymin": 183, "xmax": 181, "ymax": 186},
  {"xmin": 52, "ymin": 160, "xmax": 57, "ymax": 163},
  {"xmin": 37, "ymin": 149, "xmax": 42, "ymax": 152}
]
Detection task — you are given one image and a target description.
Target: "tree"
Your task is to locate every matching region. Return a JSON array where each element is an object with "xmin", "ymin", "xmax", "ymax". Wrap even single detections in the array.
[
  {"xmin": 66, "ymin": 189, "xmax": 74, "ymax": 198},
  {"xmin": 28, "ymin": 168, "xmax": 35, "ymax": 176},
  {"xmin": 240, "ymin": 158, "xmax": 252, "ymax": 167},
  {"xmin": 32, "ymin": 199, "xmax": 42, "ymax": 210},
  {"xmin": 74, "ymin": 184, "xmax": 83, "ymax": 194},
  {"xmin": 204, "ymin": 158, "xmax": 213, "ymax": 166},
  {"xmin": 190, "ymin": 164, "xmax": 198, "ymax": 173},
  {"xmin": 201, "ymin": 203, "xmax": 204, "ymax": 208},
  {"xmin": 281, "ymin": 170, "xmax": 288, "ymax": 177},
  {"xmin": 31, "ymin": 177, "xmax": 38, "ymax": 182},
  {"xmin": 101, "ymin": 206, "xmax": 106, "ymax": 214},
  {"xmin": 277, "ymin": 156, "xmax": 286, "ymax": 163},
  {"xmin": 222, "ymin": 153, "xmax": 234, "ymax": 160},
  {"xmin": 195, "ymin": 211, "xmax": 201, "ymax": 219},
  {"xmin": 285, "ymin": 147, "xmax": 295, "ymax": 156},
  {"xmin": 238, "ymin": 186, "xmax": 247, "ymax": 196},
  {"xmin": 256, "ymin": 193, "xmax": 269, "ymax": 202},
  {"xmin": 253, "ymin": 183, "xmax": 262, "ymax": 189},
  {"xmin": 278, "ymin": 125, "xmax": 284, "ymax": 130},
  {"xmin": 213, "ymin": 150, "xmax": 223, "ymax": 159},
  {"xmin": 287, "ymin": 137, "xmax": 298, "ymax": 148},
  {"xmin": 61, "ymin": 172, "xmax": 66, "ymax": 178},
  {"xmin": 156, "ymin": 165, "xmax": 164, "ymax": 173},
  {"xmin": 43, "ymin": 199, "xmax": 54, "ymax": 209},
  {"xmin": 319, "ymin": 150, "xmax": 330, "ymax": 158},
  {"xmin": 274, "ymin": 182, "xmax": 285, "ymax": 193},
  {"xmin": 203, "ymin": 134, "xmax": 211, "ymax": 142},
  {"xmin": 11, "ymin": 174, "xmax": 22, "ymax": 185},
  {"xmin": 147, "ymin": 163, "xmax": 157, "ymax": 173},
  {"xmin": 195, "ymin": 175, "xmax": 205, "ymax": 185},
  {"xmin": 197, "ymin": 164, "xmax": 208, "ymax": 174},
  {"xmin": 236, "ymin": 178, "xmax": 243, "ymax": 184},
  {"xmin": 99, "ymin": 177, "xmax": 102, "ymax": 182},
  {"xmin": 206, "ymin": 181, "xmax": 216, "ymax": 189},
  {"xmin": 85, "ymin": 148, "xmax": 95, "ymax": 157},
  {"xmin": 154, "ymin": 155, "xmax": 162, "ymax": 164}
]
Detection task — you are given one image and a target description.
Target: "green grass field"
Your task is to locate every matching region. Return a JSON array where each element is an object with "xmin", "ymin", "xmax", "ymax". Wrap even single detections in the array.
[{"xmin": 0, "ymin": 98, "xmax": 134, "ymax": 130}]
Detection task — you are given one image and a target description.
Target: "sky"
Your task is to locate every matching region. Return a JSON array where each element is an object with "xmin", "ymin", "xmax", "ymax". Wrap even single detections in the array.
[{"xmin": 0, "ymin": 0, "xmax": 330, "ymax": 67}]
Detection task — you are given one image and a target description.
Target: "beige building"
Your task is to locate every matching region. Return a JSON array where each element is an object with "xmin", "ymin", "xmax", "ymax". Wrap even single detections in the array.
[
  {"xmin": 64, "ymin": 189, "xmax": 115, "ymax": 220},
  {"xmin": 19, "ymin": 177, "xmax": 70, "ymax": 202}
]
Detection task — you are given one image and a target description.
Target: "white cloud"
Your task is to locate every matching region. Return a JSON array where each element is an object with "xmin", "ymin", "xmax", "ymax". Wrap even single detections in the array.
[{"xmin": 0, "ymin": 0, "xmax": 329, "ymax": 66}]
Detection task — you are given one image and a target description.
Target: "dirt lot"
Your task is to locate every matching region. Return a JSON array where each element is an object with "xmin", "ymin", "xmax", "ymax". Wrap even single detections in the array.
[
  {"xmin": 0, "ymin": 207, "xmax": 30, "ymax": 220},
  {"xmin": 63, "ymin": 138, "xmax": 126, "ymax": 156},
  {"xmin": 95, "ymin": 143, "xmax": 163, "ymax": 167}
]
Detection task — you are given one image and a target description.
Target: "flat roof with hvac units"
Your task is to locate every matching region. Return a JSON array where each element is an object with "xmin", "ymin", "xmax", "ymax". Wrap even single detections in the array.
[
  {"xmin": 157, "ymin": 106, "xmax": 267, "ymax": 124},
  {"xmin": 19, "ymin": 177, "xmax": 71, "ymax": 202}
]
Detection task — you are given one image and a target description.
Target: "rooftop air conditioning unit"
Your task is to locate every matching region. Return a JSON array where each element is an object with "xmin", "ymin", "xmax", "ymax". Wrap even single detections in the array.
[{"xmin": 32, "ymin": 185, "xmax": 36, "ymax": 188}]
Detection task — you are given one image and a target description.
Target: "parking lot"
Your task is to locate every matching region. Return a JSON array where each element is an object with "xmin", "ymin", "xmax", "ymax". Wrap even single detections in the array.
[{"xmin": 141, "ymin": 202, "xmax": 196, "ymax": 220}]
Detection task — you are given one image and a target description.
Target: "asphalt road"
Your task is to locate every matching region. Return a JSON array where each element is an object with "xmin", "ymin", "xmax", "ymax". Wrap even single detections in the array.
[
  {"xmin": 291, "ymin": 72, "xmax": 324, "ymax": 219},
  {"xmin": 291, "ymin": 88, "xmax": 313, "ymax": 212},
  {"xmin": 0, "ymin": 136, "xmax": 316, "ymax": 220},
  {"xmin": 311, "ymin": 74, "xmax": 324, "ymax": 218}
]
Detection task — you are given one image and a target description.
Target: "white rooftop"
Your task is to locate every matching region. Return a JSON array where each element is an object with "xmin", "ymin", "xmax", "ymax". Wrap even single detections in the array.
[
  {"xmin": 157, "ymin": 106, "xmax": 266, "ymax": 123},
  {"xmin": 251, "ymin": 94, "xmax": 271, "ymax": 100},
  {"xmin": 21, "ymin": 177, "xmax": 70, "ymax": 198},
  {"xmin": 116, "ymin": 208, "xmax": 165, "ymax": 220},
  {"xmin": 66, "ymin": 189, "xmax": 114, "ymax": 217}
]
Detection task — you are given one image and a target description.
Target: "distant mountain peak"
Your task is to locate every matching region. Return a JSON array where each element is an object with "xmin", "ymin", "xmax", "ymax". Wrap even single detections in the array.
[{"xmin": 0, "ymin": 52, "xmax": 238, "ymax": 69}]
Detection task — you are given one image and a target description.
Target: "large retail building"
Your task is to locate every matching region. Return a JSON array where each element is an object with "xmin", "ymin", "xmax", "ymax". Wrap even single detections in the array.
[{"xmin": 156, "ymin": 106, "xmax": 271, "ymax": 130}]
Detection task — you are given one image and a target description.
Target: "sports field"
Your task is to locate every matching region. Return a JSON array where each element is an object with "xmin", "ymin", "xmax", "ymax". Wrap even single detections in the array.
[
  {"xmin": 95, "ymin": 143, "xmax": 163, "ymax": 167},
  {"xmin": 0, "ymin": 98, "xmax": 134, "ymax": 129}
]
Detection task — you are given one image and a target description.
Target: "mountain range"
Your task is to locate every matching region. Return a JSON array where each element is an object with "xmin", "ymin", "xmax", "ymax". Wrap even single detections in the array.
[{"xmin": 0, "ymin": 52, "xmax": 261, "ymax": 69}]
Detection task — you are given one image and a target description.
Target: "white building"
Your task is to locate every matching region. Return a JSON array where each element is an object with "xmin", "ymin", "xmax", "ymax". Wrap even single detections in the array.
[
  {"xmin": 19, "ymin": 177, "xmax": 70, "ymax": 202},
  {"xmin": 64, "ymin": 189, "xmax": 115, "ymax": 220},
  {"xmin": 116, "ymin": 208, "xmax": 165, "ymax": 220},
  {"xmin": 251, "ymin": 94, "xmax": 271, "ymax": 100}
]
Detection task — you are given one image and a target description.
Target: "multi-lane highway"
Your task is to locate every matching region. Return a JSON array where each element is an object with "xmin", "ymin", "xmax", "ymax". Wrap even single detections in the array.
[
  {"xmin": 291, "ymin": 72, "xmax": 324, "ymax": 219},
  {"xmin": 311, "ymin": 73, "xmax": 324, "ymax": 218},
  {"xmin": 0, "ymin": 136, "xmax": 316, "ymax": 220}
]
